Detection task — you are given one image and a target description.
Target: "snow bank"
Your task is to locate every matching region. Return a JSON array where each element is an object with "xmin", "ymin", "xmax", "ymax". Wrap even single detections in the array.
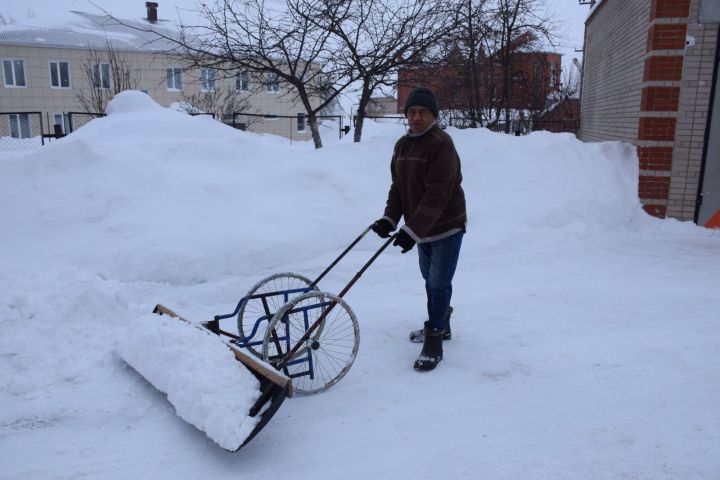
[
  {"xmin": 116, "ymin": 313, "xmax": 261, "ymax": 451},
  {"xmin": 106, "ymin": 90, "xmax": 167, "ymax": 115},
  {"xmin": 0, "ymin": 92, "xmax": 669, "ymax": 286}
]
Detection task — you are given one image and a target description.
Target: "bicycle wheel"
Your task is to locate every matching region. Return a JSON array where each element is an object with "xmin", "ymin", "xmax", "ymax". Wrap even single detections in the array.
[
  {"xmin": 237, "ymin": 272, "xmax": 317, "ymax": 357},
  {"xmin": 262, "ymin": 291, "xmax": 360, "ymax": 396}
]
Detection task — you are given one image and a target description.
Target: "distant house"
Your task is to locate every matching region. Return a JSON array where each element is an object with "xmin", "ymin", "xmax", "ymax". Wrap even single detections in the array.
[
  {"xmin": 397, "ymin": 33, "xmax": 563, "ymax": 128},
  {"xmin": 364, "ymin": 95, "xmax": 398, "ymax": 117},
  {"xmin": 0, "ymin": 3, "xmax": 321, "ymax": 142},
  {"xmin": 579, "ymin": 0, "xmax": 719, "ymax": 224}
]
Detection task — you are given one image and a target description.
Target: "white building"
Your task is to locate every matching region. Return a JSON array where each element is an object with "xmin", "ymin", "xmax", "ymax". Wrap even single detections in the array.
[{"xmin": 0, "ymin": 3, "xmax": 323, "ymax": 143}]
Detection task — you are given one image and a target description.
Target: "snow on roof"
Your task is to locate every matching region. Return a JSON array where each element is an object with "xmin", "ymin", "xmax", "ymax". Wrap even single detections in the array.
[
  {"xmin": 0, "ymin": 10, "xmax": 181, "ymax": 52},
  {"xmin": 586, "ymin": 0, "xmax": 607, "ymax": 23}
]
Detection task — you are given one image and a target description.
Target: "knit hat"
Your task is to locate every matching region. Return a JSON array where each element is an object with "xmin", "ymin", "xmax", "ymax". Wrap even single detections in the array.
[{"xmin": 404, "ymin": 87, "xmax": 439, "ymax": 118}]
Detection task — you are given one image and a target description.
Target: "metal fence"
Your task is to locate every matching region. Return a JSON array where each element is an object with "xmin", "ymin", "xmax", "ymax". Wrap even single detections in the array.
[
  {"xmin": 1, "ymin": 109, "xmax": 347, "ymax": 151},
  {"xmin": 42, "ymin": 112, "xmax": 106, "ymax": 143},
  {"xmin": 66, "ymin": 112, "xmax": 105, "ymax": 133},
  {"xmin": 227, "ymin": 112, "xmax": 346, "ymax": 143},
  {"xmin": 530, "ymin": 119, "xmax": 580, "ymax": 135},
  {"xmin": 355, "ymin": 115, "xmax": 407, "ymax": 127},
  {"xmin": 0, "ymin": 111, "xmax": 105, "ymax": 151},
  {"xmin": 0, "ymin": 112, "xmax": 45, "ymax": 151}
]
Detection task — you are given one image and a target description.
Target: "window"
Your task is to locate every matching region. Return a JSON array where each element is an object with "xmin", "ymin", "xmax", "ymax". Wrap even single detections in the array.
[
  {"xmin": 201, "ymin": 68, "xmax": 216, "ymax": 92},
  {"xmin": 297, "ymin": 113, "xmax": 306, "ymax": 132},
  {"xmin": 9, "ymin": 113, "xmax": 31, "ymax": 138},
  {"xmin": 53, "ymin": 113, "xmax": 71, "ymax": 134},
  {"xmin": 49, "ymin": 61, "xmax": 71, "ymax": 88},
  {"xmin": 3, "ymin": 59, "xmax": 26, "ymax": 87},
  {"xmin": 93, "ymin": 63, "xmax": 110, "ymax": 89},
  {"xmin": 166, "ymin": 67, "xmax": 182, "ymax": 90},
  {"xmin": 266, "ymin": 72, "xmax": 280, "ymax": 92},
  {"xmin": 236, "ymin": 70, "xmax": 249, "ymax": 91}
]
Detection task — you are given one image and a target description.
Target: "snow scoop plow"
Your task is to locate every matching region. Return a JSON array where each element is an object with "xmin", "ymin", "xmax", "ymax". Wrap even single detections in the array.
[{"xmin": 119, "ymin": 225, "xmax": 396, "ymax": 451}]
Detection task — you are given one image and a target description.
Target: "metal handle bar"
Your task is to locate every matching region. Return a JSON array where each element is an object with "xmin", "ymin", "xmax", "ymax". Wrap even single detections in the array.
[
  {"xmin": 213, "ymin": 224, "xmax": 375, "ymax": 323},
  {"xmin": 276, "ymin": 232, "xmax": 398, "ymax": 369},
  {"xmin": 309, "ymin": 224, "xmax": 373, "ymax": 288},
  {"xmin": 208, "ymin": 223, "xmax": 385, "ymax": 343}
]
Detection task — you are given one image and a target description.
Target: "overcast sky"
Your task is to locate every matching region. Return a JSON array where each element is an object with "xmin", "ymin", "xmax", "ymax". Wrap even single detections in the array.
[{"xmin": 2, "ymin": 0, "xmax": 591, "ymax": 75}]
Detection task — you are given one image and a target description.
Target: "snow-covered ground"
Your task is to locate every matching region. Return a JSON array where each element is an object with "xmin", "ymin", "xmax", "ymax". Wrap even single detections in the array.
[{"xmin": 1, "ymin": 91, "xmax": 718, "ymax": 479}]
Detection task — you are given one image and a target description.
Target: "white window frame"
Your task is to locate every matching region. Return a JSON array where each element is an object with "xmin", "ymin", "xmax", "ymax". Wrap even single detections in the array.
[
  {"xmin": 49, "ymin": 60, "xmax": 71, "ymax": 89},
  {"xmin": 92, "ymin": 63, "xmax": 111, "ymax": 89},
  {"xmin": 53, "ymin": 113, "xmax": 71, "ymax": 134},
  {"xmin": 3, "ymin": 59, "xmax": 27, "ymax": 88},
  {"xmin": 201, "ymin": 68, "xmax": 216, "ymax": 92},
  {"xmin": 166, "ymin": 66, "xmax": 182, "ymax": 91},
  {"xmin": 236, "ymin": 70, "xmax": 249, "ymax": 92},
  {"xmin": 266, "ymin": 72, "xmax": 280, "ymax": 93},
  {"xmin": 8, "ymin": 113, "xmax": 32, "ymax": 138}
]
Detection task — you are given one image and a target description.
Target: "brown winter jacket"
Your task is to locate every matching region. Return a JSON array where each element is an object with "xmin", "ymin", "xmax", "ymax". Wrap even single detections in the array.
[{"xmin": 383, "ymin": 123, "xmax": 467, "ymax": 242}]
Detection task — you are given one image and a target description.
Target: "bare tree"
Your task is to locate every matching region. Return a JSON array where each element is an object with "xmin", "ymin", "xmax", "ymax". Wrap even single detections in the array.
[
  {"xmin": 179, "ymin": 84, "xmax": 252, "ymax": 121},
  {"xmin": 0, "ymin": 13, "xmax": 16, "ymax": 25},
  {"xmin": 427, "ymin": 0, "xmax": 492, "ymax": 128},
  {"xmin": 488, "ymin": 0, "xmax": 557, "ymax": 133},
  {"xmin": 76, "ymin": 40, "xmax": 141, "ymax": 114},
  {"xmin": 151, "ymin": 0, "xmax": 351, "ymax": 148},
  {"xmin": 310, "ymin": 0, "xmax": 459, "ymax": 142}
]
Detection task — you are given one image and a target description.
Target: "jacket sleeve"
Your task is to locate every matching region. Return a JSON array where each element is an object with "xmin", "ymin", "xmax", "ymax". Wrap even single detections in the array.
[
  {"xmin": 403, "ymin": 137, "xmax": 459, "ymax": 240},
  {"xmin": 382, "ymin": 143, "xmax": 403, "ymax": 226}
]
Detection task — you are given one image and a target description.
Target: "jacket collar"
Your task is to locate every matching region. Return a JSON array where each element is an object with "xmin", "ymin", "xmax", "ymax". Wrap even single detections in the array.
[{"xmin": 406, "ymin": 120, "xmax": 437, "ymax": 138}]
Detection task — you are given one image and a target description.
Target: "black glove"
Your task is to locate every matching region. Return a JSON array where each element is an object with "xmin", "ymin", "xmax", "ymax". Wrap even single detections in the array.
[
  {"xmin": 393, "ymin": 229, "xmax": 416, "ymax": 253},
  {"xmin": 371, "ymin": 218, "xmax": 394, "ymax": 238}
]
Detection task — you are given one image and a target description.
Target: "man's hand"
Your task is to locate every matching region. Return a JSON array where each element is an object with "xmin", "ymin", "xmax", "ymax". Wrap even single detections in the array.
[
  {"xmin": 371, "ymin": 218, "xmax": 394, "ymax": 238},
  {"xmin": 393, "ymin": 229, "xmax": 416, "ymax": 253}
]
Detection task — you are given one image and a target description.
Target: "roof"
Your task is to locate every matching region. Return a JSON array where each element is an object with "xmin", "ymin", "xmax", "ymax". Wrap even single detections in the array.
[{"xmin": 0, "ymin": 11, "xmax": 181, "ymax": 53}]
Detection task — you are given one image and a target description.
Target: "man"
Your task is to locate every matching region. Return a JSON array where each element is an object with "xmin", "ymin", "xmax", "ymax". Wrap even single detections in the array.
[{"xmin": 372, "ymin": 86, "xmax": 467, "ymax": 372}]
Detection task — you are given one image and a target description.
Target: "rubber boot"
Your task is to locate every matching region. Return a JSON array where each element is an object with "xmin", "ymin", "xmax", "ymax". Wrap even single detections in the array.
[
  {"xmin": 409, "ymin": 306, "xmax": 453, "ymax": 343},
  {"xmin": 413, "ymin": 327, "xmax": 444, "ymax": 371}
]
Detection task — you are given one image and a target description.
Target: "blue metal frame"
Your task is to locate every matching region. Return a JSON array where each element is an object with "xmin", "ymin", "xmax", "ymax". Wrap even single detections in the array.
[
  {"xmin": 215, "ymin": 287, "xmax": 311, "ymax": 343},
  {"xmin": 268, "ymin": 301, "xmax": 332, "ymax": 380},
  {"xmin": 209, "ymin": 226, "xmax": 391, "ymax": 387},
  {"xmin": 213, "ymin": 286, "xmax": 321, "ymax": 379}
]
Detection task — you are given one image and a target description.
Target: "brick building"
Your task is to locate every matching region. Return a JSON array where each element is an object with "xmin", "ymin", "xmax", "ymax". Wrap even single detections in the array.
[
  {"xmin": 579, "ymin": 0, "xmax": 719, "ymax": 224},
  {"xmin": 397, "ymin": 38, "xmax": 562, "ymax": 126}
]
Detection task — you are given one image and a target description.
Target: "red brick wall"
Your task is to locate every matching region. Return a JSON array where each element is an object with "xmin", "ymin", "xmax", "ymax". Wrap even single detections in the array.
[
  {"xmin": 643, "ymin": 204, "xmax": 667, "ymax": 217},
  {"xmin": 643, "ymin": 56, "xmax": 684, "ymax": 81},
  {"xmin": 647, "ymin": 24, "xmax": 688, "ymax": 50},
  {"xmin": 638, "ymin": 117, "xmax": 676, "ymax": 141},
  {"xmin": 397, "ymin": 51, "xmax": 562, "ymax": 115},
  {"xmin": 639, "ymin": 175, "xmax": 671, "ymax": 199},
  {"xmin": 640, "ymin": 87, "xmax": 680, "ymax": 111},
  {"xmin": 637, "ymin": 146, "xmax": 673, "ymax": 170},
  {"xmin": 650, "ymin": 0, "xmax": 691, "ymax": 18},
  {"xmin": 636, "ymin": 0, "xmax": 690, "ymax": 218}
]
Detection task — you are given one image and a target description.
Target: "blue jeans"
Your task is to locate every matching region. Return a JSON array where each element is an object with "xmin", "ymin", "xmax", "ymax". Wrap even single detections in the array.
[{"xmin": 417, "ymin": 231, "xmax": 463, "ymax": 331}]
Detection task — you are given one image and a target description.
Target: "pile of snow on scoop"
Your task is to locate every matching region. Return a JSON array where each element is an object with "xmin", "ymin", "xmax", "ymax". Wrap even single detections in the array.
[{"xmin": 117, "ymin": 313, "xmax": 261, "ymax": 450}]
